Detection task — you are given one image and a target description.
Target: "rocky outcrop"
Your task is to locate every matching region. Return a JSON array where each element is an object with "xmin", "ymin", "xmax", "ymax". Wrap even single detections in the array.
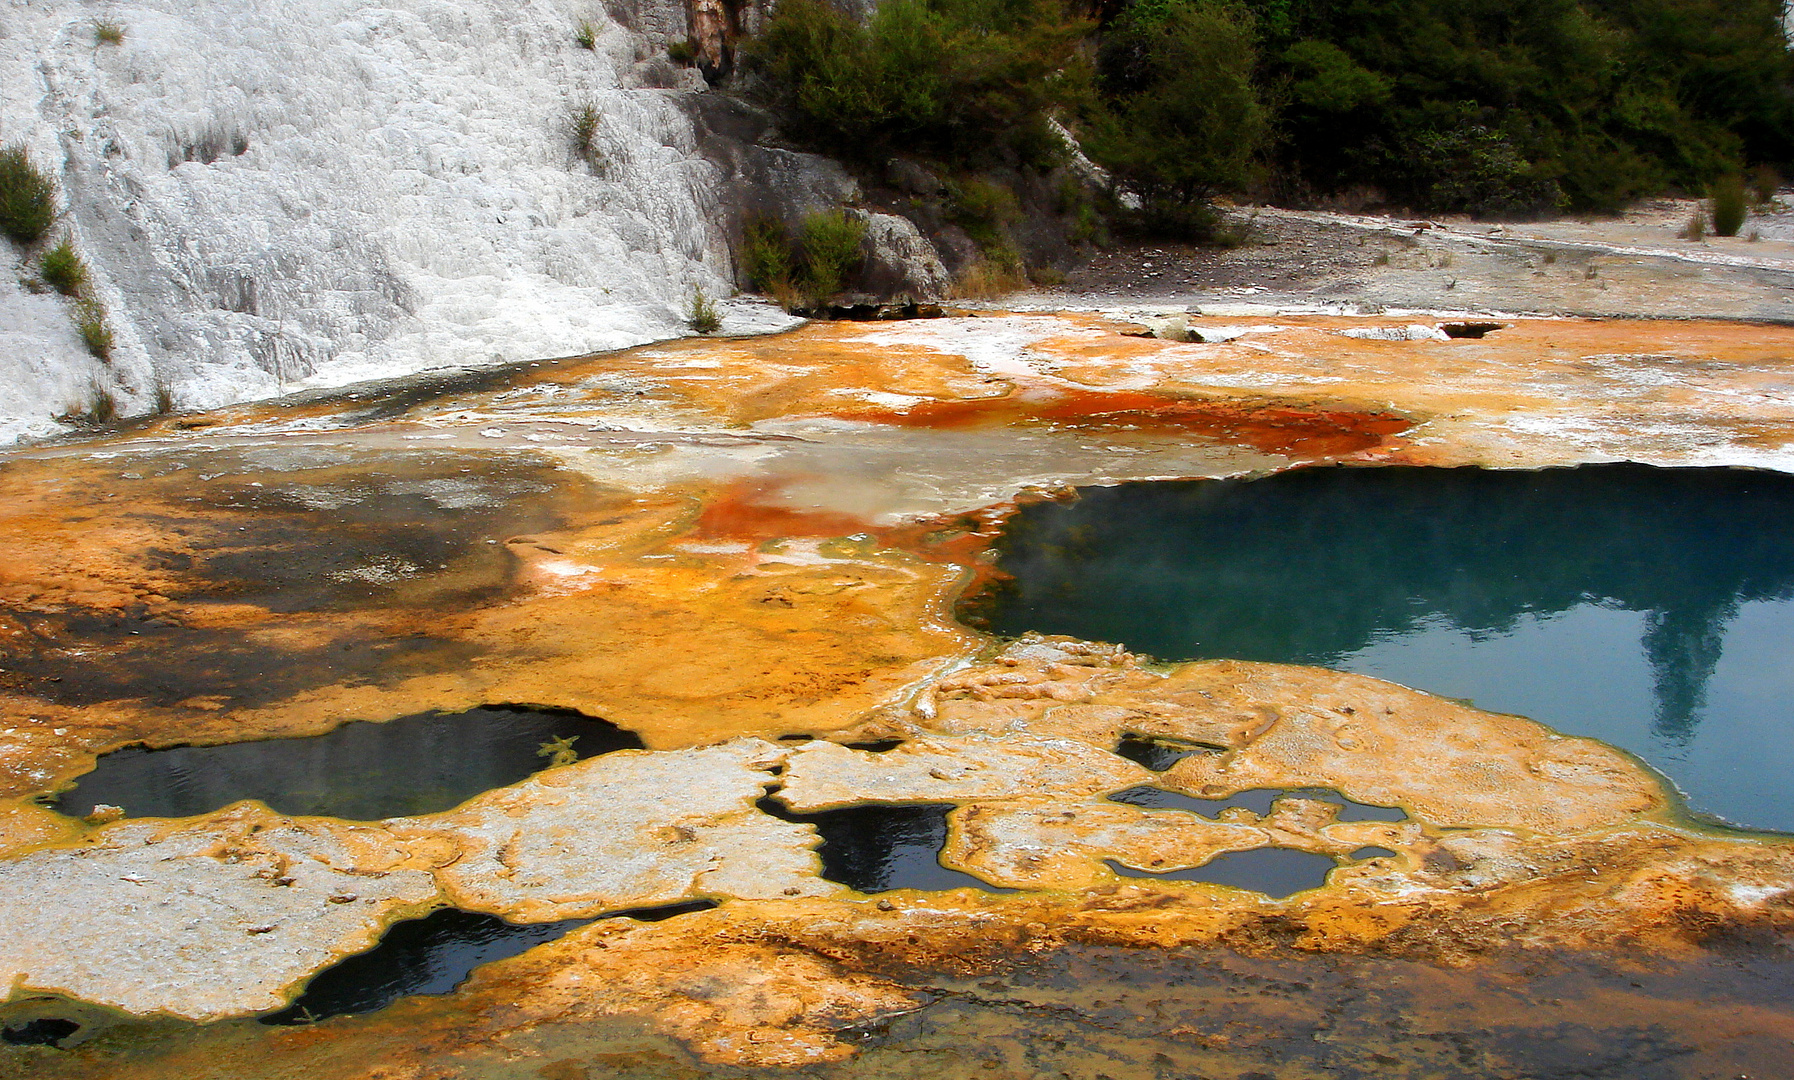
[{"xmin": 679, "ymin": 92, "xmax": 951, "ymax": 301}]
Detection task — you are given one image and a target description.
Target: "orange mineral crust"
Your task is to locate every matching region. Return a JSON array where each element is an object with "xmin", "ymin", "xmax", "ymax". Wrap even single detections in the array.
[{"xmin": 3, "ymin": 313, "xmax": 1793, "ymax": 1077}]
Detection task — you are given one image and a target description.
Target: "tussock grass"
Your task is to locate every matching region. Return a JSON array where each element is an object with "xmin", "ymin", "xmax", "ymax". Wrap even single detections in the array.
[
  {"xmin": 688, "ymin": 287, "xmax": 721, "ymax": 333},
  {"xmin": 1711, "ymin": 174, "xmax": 1748, "ymax": 237},
  {"xmin": 952, "ymin": 258, "xmax": 1028, "ymax": 299},
  {"xmin": 570, "ymin": 104, "xmax": 601, "ymax": 166},
  {"xmin": 62, "ymin": 380, "xmax": 118, "ymax": 425},
  {"xmin": 75, "ymin": 300, "xmax": 113, "ymax": 361},
  {"xmin": 40, "ymin": 238, "xmax": 88, "ymax": 296},
  {"xmin": 0, "ymin": 144, "xmax": 56, "ymax": 245}
]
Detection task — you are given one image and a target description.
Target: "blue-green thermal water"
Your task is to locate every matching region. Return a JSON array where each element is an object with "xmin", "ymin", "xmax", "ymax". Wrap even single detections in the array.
[{"xmin": 969, "ymin": 464, "xmax": 1794, "ymax": 834}]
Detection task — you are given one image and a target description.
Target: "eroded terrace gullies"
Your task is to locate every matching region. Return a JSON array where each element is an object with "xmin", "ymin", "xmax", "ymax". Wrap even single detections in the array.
[{"xmin": 3, "ymin": 312, "xmax": 1794, "ymax": 1071}]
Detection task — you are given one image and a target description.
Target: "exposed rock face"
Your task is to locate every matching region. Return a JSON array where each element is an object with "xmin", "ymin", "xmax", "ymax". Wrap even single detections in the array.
[
  {"xmin": 857, "ymin": 210, "xmax": 953, "ymax": 299},
  {"xmin": 679, "ymin": 95, "xmax": 953, "ymax": 302}
]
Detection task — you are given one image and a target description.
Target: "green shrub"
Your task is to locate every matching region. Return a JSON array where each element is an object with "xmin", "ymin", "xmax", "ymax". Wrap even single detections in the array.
[
  {"xmin": 75, "ymin": 300, "xmax": 113, "ymax": 361},
  {"xmin": 740, "ymin": 214, "xmax": 795, "ymax": 292},
  {"xmin": 1711, "ymin": 173, "xmax": 1748, "ymax": 236},
  {"xmin": 570, "ymin": 104, "xmax": 601, "ymax": 165},
  {"xmin": 1083, "ymin": 0, "xmax": 1267, "ymax": 235},
  {"xmin": 667, "ymin": 39, "xmax": 699, "ymax": 64},
  {"xmin": 93, "ymin": 20, "xmax": 125, "ymax": 45},
  {"xmin": 950, "ymin": 177, "xmax": 1021, "ymax": 255},
  {"xmin": 745, "ymin": 0, "xmax": 1091, "ymax": 168},
  {"xmin": 40, "ymin": 238, "xmax": 87, "ymax": 296},
  {"xmin": 574, "ymin": 20, "xmax": 597, "ymax": 50},
  {"xmin": 1055, "ymin": 179, "xmax": 1105, "ymax": 246},
  {"xmin": 688, "ymin": 287, "xmax": 721, "ymax": 333},
  {"xmin": 0, "ymin": 144, "xmax": 56, "ymax": 245},
  {"xmin": 1749, "ymin": 164, "xmax": 1780, "ymax": 204},
  {"xmin": 1256, "ymin": 0, "xmax": 1794, "ymax": 214},
  {"xmin": 799, "ymin": 209, "xmax": 866, "ymax": 302}
]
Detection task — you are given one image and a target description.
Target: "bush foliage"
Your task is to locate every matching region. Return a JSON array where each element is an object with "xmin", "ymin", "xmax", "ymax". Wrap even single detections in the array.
[
  {"xmin": 736, "ymin": 210, "xmax": 866, "ymax": 310},
  {"xmin": 799, "ymin": 209, "xmax": 866, "ymax": 300},
  {"xmin": 688, "ymin": 287, "xmax": 722, "ymax": 333},
  {"xmin": 1255, "ymin": 0, "xmax": 1794, "ymax": 215},
  {"xmin": 747, "ymin": 0, "xmax": 1090, "ymax": 168},
  {"xmin": 744, "ymin": 0, "xmax": 1793, "ymax": 229},
  {"xmin": 1084, "ymin": 0, "xmax": 1267, "ymax": 235}
]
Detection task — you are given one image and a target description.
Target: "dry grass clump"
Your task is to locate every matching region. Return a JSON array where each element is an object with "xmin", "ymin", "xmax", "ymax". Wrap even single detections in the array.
[{"xmin": 952, "ymin": 258, "xmax": 1029, "ymax": 299}]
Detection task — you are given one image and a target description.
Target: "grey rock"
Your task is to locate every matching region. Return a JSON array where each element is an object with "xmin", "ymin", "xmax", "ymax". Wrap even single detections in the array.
[
  {"xmin": 885, "ymin": 158, "xmax": 946, "ymax": 198},
  {"xmin": 857, "ymin": 211, "xmax": 951, "ymax": 301}
]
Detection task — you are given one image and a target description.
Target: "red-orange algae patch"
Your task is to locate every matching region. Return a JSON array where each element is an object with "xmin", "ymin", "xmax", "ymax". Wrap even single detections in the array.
[
  {"xmin": 847, "ymin": 388, "xmax": 1412, "ymax": 458},
  {"xmin": 691, "ymin": 479, "xmax": 873, "ymax": 541},
  {"xmin": 689, "ymin": 478, "xmax": 1023, "ymax": 592}
]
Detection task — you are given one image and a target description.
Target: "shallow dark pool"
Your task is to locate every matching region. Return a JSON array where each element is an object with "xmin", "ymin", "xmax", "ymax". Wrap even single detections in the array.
[
  {"xmin": 52, "ymin": 705, "xmax": 643, "ymax": 821},
  {"xmin": 970, "ymin": 464, "xmax": 1794, "ymax": 833},
  {"xmin": 1107, "ymin": 784, "xmax": 1407, "ymax": 822},
  {"xmin": 260, "ymin": 901, "xmax": 713, "ymax": 1025},
  {"xmin": 1105, "ymin": 848, "xmax": 1342, "ymax": 898},
  {"xmin": 757, "ymin": 796, "xmax": 1009, "ymax": 893}
]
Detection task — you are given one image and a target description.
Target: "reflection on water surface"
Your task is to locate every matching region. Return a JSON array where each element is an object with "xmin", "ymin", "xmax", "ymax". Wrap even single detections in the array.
[
  {"xmin": 973, "ymin": 464, "xmax": 1794, "ymax": 832},
  {"xmin": 757, "ymin": 797, "xmax": 1008, "ymax": 893},
  {"xmin": 260, "ymin": 902, "xmax": 713, "ymax": 1026},
  {"xmin": 1104, "ymin": 849, "xmax": 1342, "ymax": 898},
  {"xmin": 1107, "ymin": 784, "xmax": 1408, "ymax": 821},
  {"xmin": 53, "ymin": 706, "xmax": 644, "ymax": 821}
]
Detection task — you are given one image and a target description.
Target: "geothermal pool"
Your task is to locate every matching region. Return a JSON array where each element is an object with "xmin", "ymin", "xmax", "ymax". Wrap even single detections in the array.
[
  {"xmin": 5, "ymin": 313, "xmax": 1794, "ymax": 1078},
  {"xmin": 973, "ymin": 463, "xmax": 1794, "ymax": 833}
]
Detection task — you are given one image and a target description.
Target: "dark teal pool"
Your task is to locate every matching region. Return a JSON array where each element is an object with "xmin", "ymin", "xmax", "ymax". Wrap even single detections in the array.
[
  {"xmin": 260, "ymin": 901, "xmax": 713, "ymax": 1025},
  {"xmin": 52, "ymin": 705, "xmax": 644, "ymax": 821},
  {"xmin": 968, "ymin": 464, "xmax": 1794, "ymax": 834}
]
